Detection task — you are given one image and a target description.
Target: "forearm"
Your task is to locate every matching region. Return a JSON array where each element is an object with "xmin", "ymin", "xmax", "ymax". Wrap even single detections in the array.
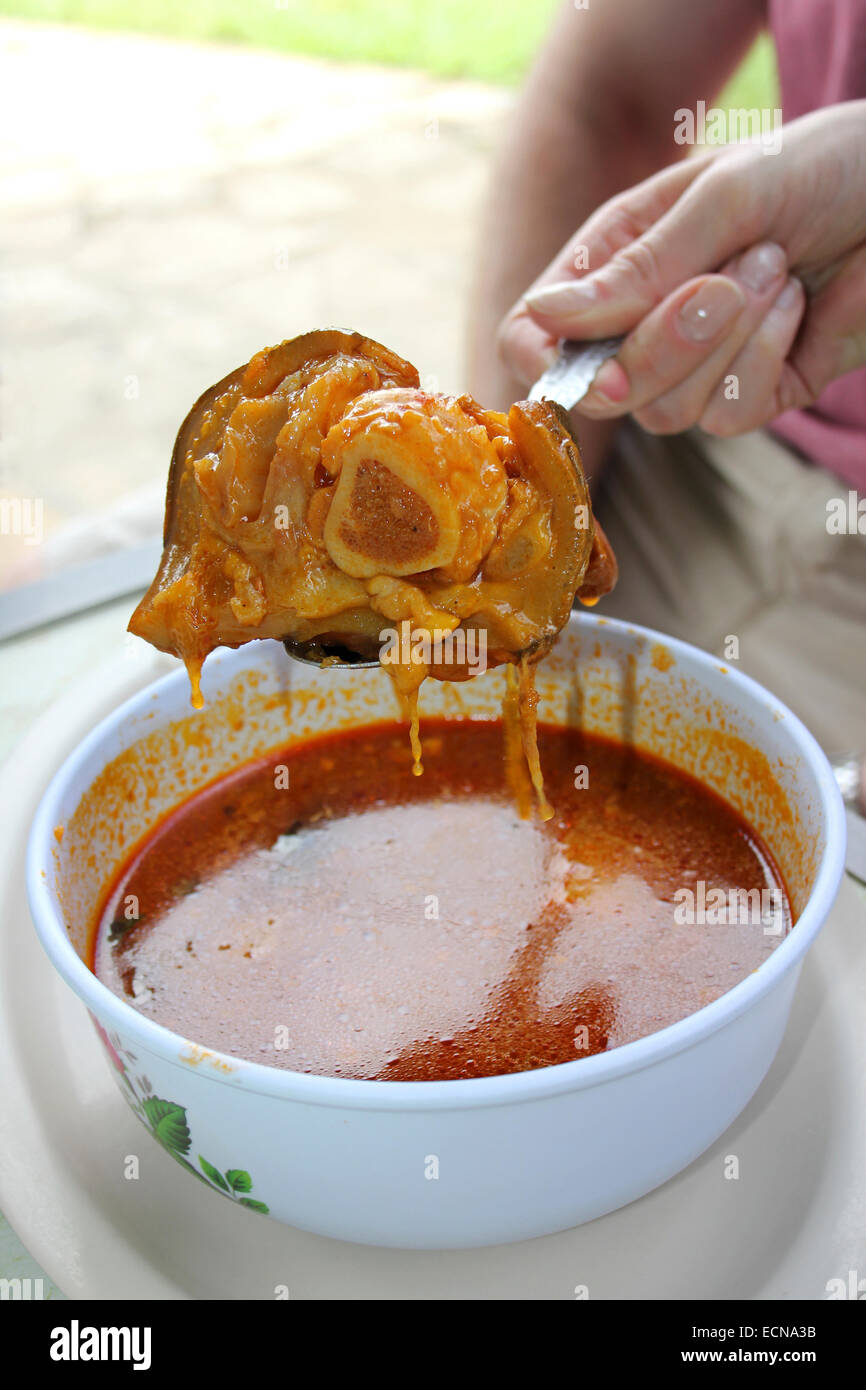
[
  {"xmin": 466, "ymin": 115, "xmax": 673, "ymax": 477},
  {"xmin": 464, "ymin": 0, "xmax": 762, "ymax": 473}
]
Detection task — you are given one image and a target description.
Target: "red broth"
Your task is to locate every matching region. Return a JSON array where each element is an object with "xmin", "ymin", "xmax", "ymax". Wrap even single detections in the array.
[{"xmin": 93, "ymin": 719, "xmax": 791, "ymax": 1080}]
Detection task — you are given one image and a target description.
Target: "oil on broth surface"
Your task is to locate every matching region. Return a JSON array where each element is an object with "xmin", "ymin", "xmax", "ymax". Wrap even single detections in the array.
[{"xmin": 94, "ymin": 719, "xmax": 791, "ymax": 1080}]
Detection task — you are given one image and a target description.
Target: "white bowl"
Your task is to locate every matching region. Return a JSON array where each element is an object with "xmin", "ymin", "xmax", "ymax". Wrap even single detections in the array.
[{"xmin": 26, "ymin": 613, "xmax": 846, "ymax": 1248}]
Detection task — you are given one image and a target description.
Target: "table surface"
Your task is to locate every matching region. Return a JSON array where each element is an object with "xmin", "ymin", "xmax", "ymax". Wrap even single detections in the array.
[
  {"xmin": 0, "ymin": 597, "xmax": 137, "ymax": 1298},
  {"xmin": 1, "ymin": 599, "xmax": 862, "ymax": 1299}
]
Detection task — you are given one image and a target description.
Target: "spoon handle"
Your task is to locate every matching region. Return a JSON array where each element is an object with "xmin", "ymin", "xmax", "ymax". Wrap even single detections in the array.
[{"xmin": 528, "ymin": 337, "xmax": 624, "ymax": 412}]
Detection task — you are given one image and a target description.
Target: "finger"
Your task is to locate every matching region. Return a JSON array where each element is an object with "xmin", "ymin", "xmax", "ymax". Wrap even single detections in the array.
[
  {"xmin": 497, "ymin": 303, "xmax": 558, "ymax": 387},
  {"xmin": 496, "ymin": 156, "xmax": 718, "ymax": 384},
  {"xmin": 627, "ymin": 248, "xmax": 793, "ymax": 434},
  {"xmin": 698, "ymin": 277, "xmax": 806, "ymax": 435},
  {"xmin": 557, "ymin": 153, "xmax": 717, "ymax": 284},
  {"xmin": 574, "ymin": 242, "xmax": 788, "ymax": 425},
  {"xmin": 627, "ymin": 243, "xmax": 792, "ymax": 432},
  {"xmin": 786, "ymin": 241, "xmax": 866, "ymax": 403},
  {"xmin": 524, "ymin": 159, "xmax": 762, "ymax": 337}
]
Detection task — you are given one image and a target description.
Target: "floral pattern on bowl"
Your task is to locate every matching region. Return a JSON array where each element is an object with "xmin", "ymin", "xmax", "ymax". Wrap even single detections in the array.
[{"xmin": 90, "ymin": 1014, "xmax": 269, "ymax": 1215}]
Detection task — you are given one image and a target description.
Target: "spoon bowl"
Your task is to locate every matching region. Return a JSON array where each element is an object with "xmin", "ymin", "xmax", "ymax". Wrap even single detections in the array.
[{"xmin": 282, "ymin": 638, "xmax": 379, "ymax": 669}]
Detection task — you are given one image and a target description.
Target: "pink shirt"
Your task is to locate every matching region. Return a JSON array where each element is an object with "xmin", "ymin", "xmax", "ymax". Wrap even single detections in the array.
[{"xmin": 768, "ymin": 0, "xmax": 866, "ymax": 489}]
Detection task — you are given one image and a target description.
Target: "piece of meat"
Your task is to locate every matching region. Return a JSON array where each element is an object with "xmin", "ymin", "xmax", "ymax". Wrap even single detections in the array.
[{"xmin": 129, "ymin": 330, "xmax": 617, "ymax": 701}]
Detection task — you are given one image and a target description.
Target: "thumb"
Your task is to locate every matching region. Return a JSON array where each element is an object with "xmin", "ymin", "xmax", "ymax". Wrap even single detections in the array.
[{"xmin": 524, "ymin": 163, "xmax": 756, "ymax": 337}]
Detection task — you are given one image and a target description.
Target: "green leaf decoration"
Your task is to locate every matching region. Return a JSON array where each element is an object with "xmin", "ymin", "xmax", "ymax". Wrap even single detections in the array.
[
  {"xmin": 198, "ymin": 1156, "xmax": 230, "ymax": 1191},
  {"xmin": 175, "ymin": 1156, "xmax": 210, "ymax": 1184},
  {"xmin": 239, "ymin": 1197, "xmax": 270, "ymax": 1215},
  {"xmin": 128, "ymin": 1077, "xmax": 270, "ymax": 1214},
  {"xmin": 225, "ymin": 1169, "xmax": 253, "ymax": 1193},
  {"xmin": 142, "ymin": 1098, "xmax": 191, "ymax": 1156}
]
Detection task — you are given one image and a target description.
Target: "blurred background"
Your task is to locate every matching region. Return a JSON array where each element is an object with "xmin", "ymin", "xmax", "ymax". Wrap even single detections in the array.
[{"xmin": 0, "ymin": 0, "xmax": 777, "ymax": 589}]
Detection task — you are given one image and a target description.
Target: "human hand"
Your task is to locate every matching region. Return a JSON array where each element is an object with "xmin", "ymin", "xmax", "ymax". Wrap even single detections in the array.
[{"xmin": 500, "ymin": 102, "xmax": 866, "ymax": 435}]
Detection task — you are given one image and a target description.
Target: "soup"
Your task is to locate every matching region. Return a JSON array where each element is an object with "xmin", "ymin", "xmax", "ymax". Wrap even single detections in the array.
[{"xmin": 93, "ymin": 719, "xmax": 791, "ymax": 1081}]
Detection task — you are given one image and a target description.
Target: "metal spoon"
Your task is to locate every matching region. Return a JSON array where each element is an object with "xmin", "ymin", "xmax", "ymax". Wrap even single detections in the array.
[
  {"xmin": 527, "ymin": 336, "xmax": 624, "ymax": 411},
  {"xmin": 284, "ymin": 337, "xmax": 623, "ymax": 669},
  {"xmin": 282, "ymin": 637, "xmax": 379, "ymax": 669}
]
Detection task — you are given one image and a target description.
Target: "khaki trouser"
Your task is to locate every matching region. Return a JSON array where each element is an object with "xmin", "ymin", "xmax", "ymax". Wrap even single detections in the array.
[{"xmin": 594, "ymin": 423, "xmax": 866, "ymax": 757}]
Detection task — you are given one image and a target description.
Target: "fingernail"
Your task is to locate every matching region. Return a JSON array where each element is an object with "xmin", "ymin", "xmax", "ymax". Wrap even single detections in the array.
[
  {"xmin": 677, "ymin": 279, "xmax": 745, "ymax": 342},
  {"xmin": 734, "ymin": 242, "xmax": 787, "ymax": 294},
  {"xmin": 524, "ymin": 279, "xmax": 599, "ymax": 315},
  {"xmin": 773, "ymin": 276, "xmax": 802, "ymax": 311}
]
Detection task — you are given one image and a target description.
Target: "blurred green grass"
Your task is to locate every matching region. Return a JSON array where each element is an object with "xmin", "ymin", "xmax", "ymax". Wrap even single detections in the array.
[
  {"xmin": 720, "ymin": 32, "xmax": 779, "ymax": 112},
  {"xmin": 0, "ymin": 0, "xmax": 560, "ymax": 83},
  {"xmin": 1, "ymin": 0, "xmax": 778, "ymax": 98}
]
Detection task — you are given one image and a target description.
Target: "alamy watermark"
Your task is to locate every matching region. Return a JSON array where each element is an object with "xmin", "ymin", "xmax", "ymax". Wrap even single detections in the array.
[
  {"xmin": 49, "ymin": 1322, "xmax": 152, "ymax": 1370},
  {"xmin": 674, "ymin": 101, "xmax": 783, "ymax": 156},
  {"xmin": 826, "ymin": 490, "xmax": 865, "ymax": 535},
  {"xmin": 0, "ymin": 1277, "xmax": 45, "ymax": 1299},
  {"xmin": 0, "ymin": 495, "xmax": 43, "ymax": 545},
  {"xmin": 673, "ymin": 881, "xmax": 785, "ymax": 935},
  {"xmin": 379, "ymin": 619, "xmax": 487, "ymax": 676}
]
